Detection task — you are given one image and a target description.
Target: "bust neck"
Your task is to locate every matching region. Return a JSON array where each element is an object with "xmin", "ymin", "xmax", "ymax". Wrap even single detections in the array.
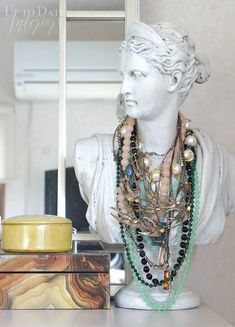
[{"xmin": 137, "ymin": 106, "xmax": 179, "ymax": 158}]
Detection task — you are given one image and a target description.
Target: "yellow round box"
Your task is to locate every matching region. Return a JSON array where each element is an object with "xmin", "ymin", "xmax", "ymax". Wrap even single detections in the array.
[{"xmin": 1, "ymin": 215, "xmax": 72, "ymax": 253}]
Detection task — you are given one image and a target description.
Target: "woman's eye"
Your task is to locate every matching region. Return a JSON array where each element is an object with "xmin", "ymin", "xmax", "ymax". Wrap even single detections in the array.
[{"xmin": 131, "ymin": 71, "xmax": 146, "ymax": 79}]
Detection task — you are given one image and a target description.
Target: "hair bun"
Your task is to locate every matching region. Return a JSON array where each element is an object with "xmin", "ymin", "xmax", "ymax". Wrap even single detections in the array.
[{"xmin": 195, "ymin": 54, "xmax": 211, "ymax": 84}]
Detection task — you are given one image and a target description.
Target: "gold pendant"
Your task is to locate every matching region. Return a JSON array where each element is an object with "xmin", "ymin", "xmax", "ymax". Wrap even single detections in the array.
[{"xmin": 163, "ymin": 269, "xmax": 171, "ymax": 290}]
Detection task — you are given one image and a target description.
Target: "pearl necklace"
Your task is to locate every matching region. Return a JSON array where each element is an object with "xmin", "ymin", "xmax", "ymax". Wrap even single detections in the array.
[{"xmin": 112, "ymin": 113, "xmax": 197, "ymax": 292}]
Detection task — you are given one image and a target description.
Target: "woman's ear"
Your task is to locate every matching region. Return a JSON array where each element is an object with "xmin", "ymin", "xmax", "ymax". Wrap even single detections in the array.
[{"xmin": 168, "ymin": 71, "xmax": 183, "ymax": 93}]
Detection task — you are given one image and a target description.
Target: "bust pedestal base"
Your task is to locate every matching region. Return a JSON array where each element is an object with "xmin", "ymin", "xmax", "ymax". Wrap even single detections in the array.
[{"xmin": 114, "ymin": 280, "xmax": 200, "ymax": 310}]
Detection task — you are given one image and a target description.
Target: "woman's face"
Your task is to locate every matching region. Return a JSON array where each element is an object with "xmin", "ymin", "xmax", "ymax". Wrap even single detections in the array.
[{"xmin": 119, "ymin": 50, "xmax": 171, "ymax": 121}]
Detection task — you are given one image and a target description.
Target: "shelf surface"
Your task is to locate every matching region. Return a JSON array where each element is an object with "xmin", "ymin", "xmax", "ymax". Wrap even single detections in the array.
[{"xmin": 0, "ymin": 302, "xmax": 233, "ymax": 327}]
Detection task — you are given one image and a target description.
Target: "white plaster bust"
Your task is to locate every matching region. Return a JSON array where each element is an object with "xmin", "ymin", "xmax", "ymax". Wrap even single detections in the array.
[{"xmin": 75, "ymin": 21, "xmax": 235, "ymax": 310}]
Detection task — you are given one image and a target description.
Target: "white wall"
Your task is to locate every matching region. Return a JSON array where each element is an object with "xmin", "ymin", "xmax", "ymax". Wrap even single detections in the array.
[
  {"xmin": 140, "ymin": 1, "xmax": 235, "ymax": 324},
  {"xmin": 0, "ymin": 0, "xmax": 234, "ymax": 324}
]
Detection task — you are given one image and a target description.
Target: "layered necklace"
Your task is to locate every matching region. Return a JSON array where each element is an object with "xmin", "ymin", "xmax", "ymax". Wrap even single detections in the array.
[{"xmin": 112, "ymin": 113, "xmax": 201, "ymax": 310}]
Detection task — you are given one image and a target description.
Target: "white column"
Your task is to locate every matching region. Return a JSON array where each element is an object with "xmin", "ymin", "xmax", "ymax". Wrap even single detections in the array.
[
  {"xmin": 57, "ymin": 0, "xmax": 67, "ymax": 217},
  {"xmin": 125, "ymin": 0, "xmax": 140, "ymax": 37}
]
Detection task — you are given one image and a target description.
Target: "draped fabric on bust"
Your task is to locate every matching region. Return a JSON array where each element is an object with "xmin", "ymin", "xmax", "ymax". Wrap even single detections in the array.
[
  {"xmin": 75, "ymin": 134, "xmax": 121, "ymax": 243},
  {"xmin": 75, "ymin": 130, "xmax": 235, "ymax": 244}
]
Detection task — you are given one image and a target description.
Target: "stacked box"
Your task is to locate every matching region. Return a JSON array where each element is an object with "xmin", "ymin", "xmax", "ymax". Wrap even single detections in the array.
[{"xmin": 0, "ymin": 251, "xmax": 110, "ymax": 309}]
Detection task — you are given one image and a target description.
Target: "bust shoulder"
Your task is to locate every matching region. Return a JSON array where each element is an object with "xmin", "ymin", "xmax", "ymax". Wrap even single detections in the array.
[
  {"xmin": 74, "ymin": 133, "xmax": 115, "ymax": 205},
  {"xmin": 75, "ymin": 133, "xmax": 113, "ymax": 161},
  {"xmin": 75, "ymin": 133, "xmax": 114, "ymax": 179},
  {"xmin": 75, "ymin": 135, "xmax": 99, "ymax": 163}
]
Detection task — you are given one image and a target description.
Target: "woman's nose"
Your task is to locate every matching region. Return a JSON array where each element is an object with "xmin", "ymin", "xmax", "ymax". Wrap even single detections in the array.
[{"xmin": 120, "ymin": 76, "xmax": 133, "ymax": 96}]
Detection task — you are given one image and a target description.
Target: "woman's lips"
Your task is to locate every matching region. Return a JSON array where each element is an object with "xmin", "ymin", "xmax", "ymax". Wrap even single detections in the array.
[{"xmin": 125, "ymin": 100, "xmax": 137, "ymax": 105}]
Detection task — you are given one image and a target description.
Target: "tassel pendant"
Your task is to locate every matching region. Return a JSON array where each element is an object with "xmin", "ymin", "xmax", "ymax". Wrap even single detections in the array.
[
  {"xmin": 157, "ymin": 246, "xmax": 168, "ymax": 267},
  {"xmin": 163, "ymin": 269, "xmax": 171, "ymax": 290}
]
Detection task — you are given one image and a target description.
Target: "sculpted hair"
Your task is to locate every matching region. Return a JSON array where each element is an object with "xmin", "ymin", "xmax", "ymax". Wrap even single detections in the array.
[{"xmin": 119, "ymin": 22, "xmax": 211, "ymax": 97}]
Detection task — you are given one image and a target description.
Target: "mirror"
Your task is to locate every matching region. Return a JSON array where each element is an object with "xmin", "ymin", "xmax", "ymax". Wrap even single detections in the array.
[
  {"xmin": 0, "ymin": 0, "xmax": 126, "ymax": 291},
  {"xmin": 0, "ymin": 1, "xmax": 60, "ymax": 218},
  {"xmin": 0, "ymin": 0, "xmax": 124, "ymax": 220}
]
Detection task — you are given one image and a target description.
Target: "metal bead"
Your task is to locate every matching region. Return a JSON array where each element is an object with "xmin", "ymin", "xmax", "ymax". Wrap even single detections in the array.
[
  {"xmin": 183, "ymin": 149, "xmax": 194, "ymax": 162},
  {"xmin": 149, "ymin": 168, "xmax": 161, "ymax": 182},
  {"xmin": 150, "ymin": 182, "xmax": 156, "ymax": 192},
  {"xmin": 172, "ymin": 163, "xmax": 182, "ymax": 176},
  {"xmin": 143, "ymin": 155, "xmax": 151, "ymax": 167},
  {"xmin": 185, "ymin": 135, "xmax": 197, "ymax": 147},
  {"xmin": 138, "ymin": 141, "xmax": 144, "ymax": 150},
  {"xmin": 185, "ymin": 119, "xmax": 192, "ymax": 130}
]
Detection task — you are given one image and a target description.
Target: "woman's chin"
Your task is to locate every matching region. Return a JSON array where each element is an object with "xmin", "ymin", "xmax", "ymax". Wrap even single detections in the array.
[{"xmin": 126, "ymin": 107, "xmax": 142, "ymax": 119}]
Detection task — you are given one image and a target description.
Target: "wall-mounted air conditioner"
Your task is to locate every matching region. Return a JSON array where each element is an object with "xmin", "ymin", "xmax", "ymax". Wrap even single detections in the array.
[{"xmin": 14, "ymin": 41, "xmax": 122, "ymax": 100}]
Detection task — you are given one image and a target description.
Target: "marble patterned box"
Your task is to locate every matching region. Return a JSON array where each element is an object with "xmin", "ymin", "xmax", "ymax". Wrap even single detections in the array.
[{"xmin": 0, "ymin": 251, "xmax": 110, "ymax": 309}]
